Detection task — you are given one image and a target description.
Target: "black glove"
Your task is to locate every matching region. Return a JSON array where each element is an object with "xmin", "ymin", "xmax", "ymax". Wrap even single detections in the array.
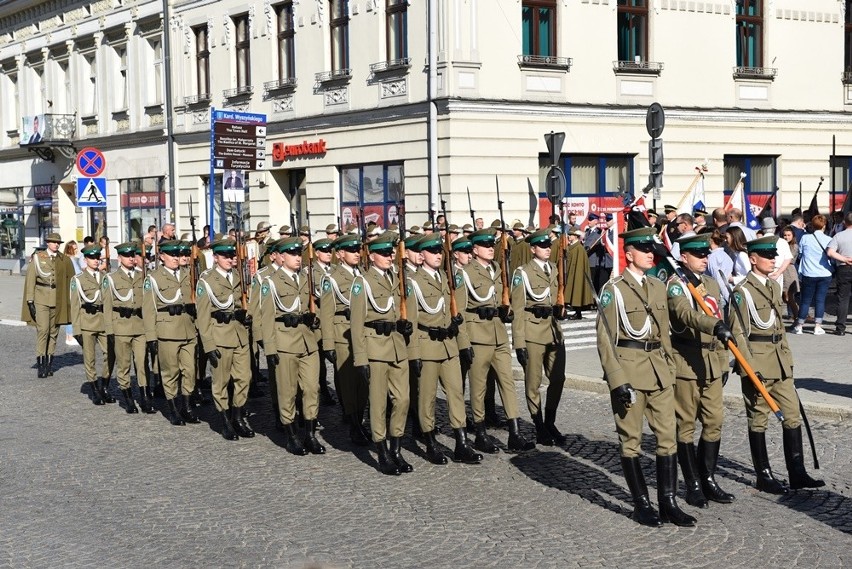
[
  {"xmin": 27, "ymin": 301, "xmax": 37, "ymax": 321},
  {"xmin": 756, "ymin": 371, "xmax": 767, "ymax": 382},
  {"xmin": 74, "ymin": 335, "xmax": 84, "ymax": 347},
  {"xmin": 410, "ymin": 359, "xmax": 422, "ymax": 379},
  {"xmin": 516, "ymin": 348, "xmax": 528, "ymax": 369},
  {"xmin": 553, "ymin": 304, "xmax": 567, "ymax": 321},
  {"xmin": 459, "ymin": 347, "xmax": 474, "ymax": 366},
  {"xmin": 147, "ymin": 340, "xmax": 158, "ymax": 357},
  {"xmin": 498, "ymin": 305, "xmax": 513, "ymax": 323},
  {"xmin": 234, "ymin": 309, "xmax": 248, "ymax": 324},
  {"xmin": 184, "ymin": 304, "xmax": 197, "ymax": 318},
  {"xmin": 451, "ymin": 314, "xmax": 464, "ymax": 326},
  {"xmin": 721, "ymin": 372, "xmax": 730, "ymax": 387},
  {"xmin": 266, "ymin": 353, "xmax": 280, "ymax": 368},
  {"xmin": 611, "ymin": 384, "xmax": 636, "ymax": 409},
  {"xmin": 310, "ymin": 316, "xmax": 321, "ymax": 330},
  {"xmin": 256, "ymin": 340, "xmax": 264, "ymax": 350},
  {"xmin": 713, "ymin": 320, "xmax": 736, "ymax": 345},
  {"xmin": 396, "ymin": 319, "xmax": 413, "ymax": 337},
  {"xmin": 207, "ymin": 349, "xmax": 222, "ymax": 368},
  {"xmin": 323, "ymin": 349, "xmax": 337, "ymax": 364},
  {"xmin": 357, "ymin": 365, "xmax": 371, "ymax": 381}
]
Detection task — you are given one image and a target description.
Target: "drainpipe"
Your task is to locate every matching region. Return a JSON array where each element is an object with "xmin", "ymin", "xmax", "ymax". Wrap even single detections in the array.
[
  {"xmin": 427, "ymin": 0, "xmax": 438, "ymax": 216},
  {"xmin": 162, "ymin": 0, "xmax": 178, "ymax": 228}
]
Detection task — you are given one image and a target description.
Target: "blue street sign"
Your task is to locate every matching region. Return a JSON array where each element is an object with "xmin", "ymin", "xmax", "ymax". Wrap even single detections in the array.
[
  {"xmin": 211, "ymin": 110, "xmax": 267, "ymax": 124},
  {"xmin": 76, "ymin": 147, "xmax": 106, "ymax": 177},
  {"xmin": 77, "ymin": 177, "xmax": 107, "ymax": 207}
]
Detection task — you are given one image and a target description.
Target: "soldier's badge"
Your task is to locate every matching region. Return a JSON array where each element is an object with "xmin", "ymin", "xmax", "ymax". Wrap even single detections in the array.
[
  {"xmin": 600, "ymin": 290, "xmax": 612, "ymax": 308},
  {"xmin": 143, "ymin": 277, "xmax": 151, "ymax": 292},
  {"xmin": 455, "ymin": 274, "xmax": 463, "ymax": 288},
  {"xmin": 261, "ymin": 283, "xmax": 270, "ymax": 297},
  {"xmin": 668, "ymin": 284, "xmax": 684, "ymax": 298},
  {"xmin": 406, "ymin": 284, "xmax": 412, "ymax": 296},
  {"xmin": 196, "ymin": 284, "xmax": 205, "ymax": 297},
  {"xmin": 733, "ymin": 292, "xmax": 742, "ymax": 306},
  {"xmin": 102, "ymin": 278, "xmax": 109, "ymax": 290},
  {"xmin": 352, "ymin": 283, "xmax": 363, "ymax": 296},
  {"xmin": 322, "ymin": 279, "xmax": 331, "ymax": 292},
  {"xmin": 70, "ymin": 279, "xmax": 77, "ymax": 292},
  {"xmin": 512, "ymin": 274, "xmax": 522, "ymax": 287}
]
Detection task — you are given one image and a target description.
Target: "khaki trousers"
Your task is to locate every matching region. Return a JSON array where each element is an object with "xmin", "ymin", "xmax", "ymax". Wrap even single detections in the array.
[
  {"xmin": 741, "ymin": 375, "xmax": 802, "ymax": 432},
  {"xmin": 34, "ymin": 303, "xmax": 58, "ymax": 356},
  {"xmin": 335, "ymin": 339, "xmax": 367, "ymax": 416},
  {"xmin": 419, "ymin": 356, "xmax": 467, "ymax": 431},
  {"xmin": 523, "ymin": 341, "xmax": 566, "ymax": 416},
  {"xmin": 469, "ymin": 342, "xmax": 519, "ymax": 422},
  {"xmin": 114, "ymin": 334, "xmax": 147, "ymax": 389},
  {"xmin": 368, "ymin": 360, "xmax": 410, "ymax": 442},
  {"xmin": 82, "ymin": 331, "xmax": 109, "ymax": 383},
  {"xmin": 613, "ymin": 384, "xmax": 677, "ymax": 458},
  {"xmin": 276, "ymin": 350, "xmax": 320, "ymax": 424},
  {"xmin": 674, "ymin": 376, "xmax": 724, "ymax": 443},
  {"xmin": 211, "ymin": 344, "xmax": 251, "ymax": 412},
  {"xmin": 159, "ymin": 338, "xmax": 196, "ymax": 400}
]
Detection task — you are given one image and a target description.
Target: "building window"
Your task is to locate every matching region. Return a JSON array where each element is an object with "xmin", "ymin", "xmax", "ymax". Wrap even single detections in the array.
[
  {"xmin": 194, "ymin": 25, "xmax": 210, "ymax": 96},
  {"xmin": 339, "ymin": 163, "xmax": 404, "ymax": 228},
  {"xmin": 83, "ymin": 52, "xmax": 98, "ymax": 116},
  {"xmin": 735, "ymin": 0, "xmax": 763, "ymax": 68},
  {"xmin": 617, "ymin": 0, "xmax": 647, "ymax": 62},
  {"xmin": 386, "ymin": 0, "xmax": 408, "ymax": 61},
  {"xmin": 234, "ymin": 14, "xmax": 251, "ymax": 89},
  {"xmin": 120, "ymin": 177, "xmax": 166, "ymax": 242},
  {"xmin": 330, "ymin": 0, "xmax": 350, "ymax": 71},
  {"xmin": 113, "ymin": 45, "xmax": 128, "ymax": 111},
  {"xmin": 146, "ymin": 37, "xmax": 163, "ymax": 105},
  {"xmin": 0, "ymin": 187, "xmax": 23, "ymax": 260},
  {"xmin": 563, "ymin": 155, "xmax": 633, "ymax": 196},
  {"xmin": 276, "ymin": 2, "xmax": 296, "ymax": 81},
  {"xmin": 723, "ymin": 155, "xmax": 776, "ymax": 194},
  {"xmin": 831, "ymin": 155, "xmax": 852, "ymax": 206},
  {"xmin": 522, "ymin": 0, "xmax": 556, "ymax": 57}
]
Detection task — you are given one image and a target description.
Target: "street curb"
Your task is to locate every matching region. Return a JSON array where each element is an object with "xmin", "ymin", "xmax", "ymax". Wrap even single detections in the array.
[{"xmin": 0, "ymin": 319, "xmax": 26, "ymax": 327}]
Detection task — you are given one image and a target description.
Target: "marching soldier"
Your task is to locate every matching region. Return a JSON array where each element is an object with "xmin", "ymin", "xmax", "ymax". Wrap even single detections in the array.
[
  {"xmin": 70, "ymin": 244, "xmax": 114, "ymax": 405},
  {"xmin": 406, "ymin": 233, "xmax": 482, "ymax": 465},
  {"xmin": 596, "ymin": 227, "xmax": 696, "ymax": 527},
  {"xmin": 143, "ymin": 240, "xmax": 199, "ymax": 426},
  {"xmin": 454, "ymin": 229, "xmax": 534, "ymax": 454},
  {"xmin": 262, "ymin": 237, "xmax": 325, "ymax": 456},
  {"xmin": 509, "ymin": 221, "xmax": 531, "ymax": 274},
  {"xmin": 196, "ymin": 238, "xmax": 255, "ymax": 441},
  {"xmin": 320, "ymin": 233, "xmax": 370, "ymax": 445},
  {"xmin": 350, "ymin": 232, "xmax": 413, "ymax": 475},
  {"xmin": 103, "ymin": 241, "xmax": 155, "ymax": 414},
  {"xmin": 511, "ymin": 229, "xmax": 567, "ymax": 447},
  {"xmin": 254, "ymin": 222, "xmax": 273, "ymax": 267},
  {"xmin": 402, "ymin": 232, "xmax": 423, "ymax": 436},
  {"xmin": 312, "ymin": 237, "xmax": 337, "ymax": 406},
  {"xmin": 249, "ymin": 238, "xmax": 280, "ymax": 427},
  {"xmin": 22, "ymin": 232, "xmax": 74, "ymax": 378},
  {"xmin": 728, "ymin": 235, "xmax": 824, "ymax": 493},
  {"xmin": 666, "ymin": 234, "xmax": 736, "ymax": 507}
]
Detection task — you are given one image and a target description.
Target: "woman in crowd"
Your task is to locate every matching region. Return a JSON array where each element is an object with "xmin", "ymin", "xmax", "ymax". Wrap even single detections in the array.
[
  {"xmin": 794, "ymin": 215, "xmax": 833, "ymax": 335},
  {"xmin": 726, "ymin": 226, "xmax": 750, "ymax": 285},
  {"xmin": 781, "ymin": 226, "xmax": 800, "ymax": 320},
  {"xmin": 62, "ymin": 240, "xmax": 82, "ymax": 346},
  {"xmin": 706, "ymin": 229, "xmax": 734, "ymax": 313}
]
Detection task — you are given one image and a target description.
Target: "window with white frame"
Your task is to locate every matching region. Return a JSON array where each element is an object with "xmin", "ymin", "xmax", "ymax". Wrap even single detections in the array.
[
  {"xmin": 144, "ymin": 36, "xmax": 163, "ymax": 105},
  {"xmin": 330, "ymin": 0, "xmax": 350, "ymax": 72},
  {"xmin": 723, "ymin": 155, "xmax": 776, "ymax": 194},
  {"xmin": 276, "ymin": 2, "xmax": 295, "ymax": 81},
  {"xmin": 233, "ymin": 14, "xmax": 251, "ymax": 90},
  {"xmin": 386, "ymin": 0, "xmax": 407, "ymax": 62},
  {"xmin": 83, "ymin": 52, "xmax": 98, "ymax": 116},
  {"xmin": 193, "ymin": 25, "xmax": 210, "ymax": 96},
  {"xmin": 562, "ymin": 155, "xmax": 634, "ymax": 196},
  {"xmin": 111, "ymin": 44, "xmax": 128, "ymax": 111}
]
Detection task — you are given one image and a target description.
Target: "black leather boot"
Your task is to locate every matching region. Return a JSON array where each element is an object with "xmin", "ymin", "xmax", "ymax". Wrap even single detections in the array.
[
  {"xmin": 697, "ymin": 439, "xmax": 735, "ymax": 503},
  {"xmin": 99, "ymin": 377, "xmax": 116, "ymax": 403},
  {"xmin": 349, "ymin": 414, "xmax": 370, "ymax": 446},
  {"xmin": 180, "ymin": 395, "xmax": 200, "ymax": 423},
  {"xmin": 621, "ymin": 456, "xmax": 661, "ymax": 527},
  {"xmin": 544, "ymin": 407, "xmax": 567, "ymax": 444},
  {"xmin": 303, "ymin": 419, "xmax": 326, "ymax": 454},
  {"xmin": 484, "ymin": 395, "xmax": 501, "ymax": 427},
  {"xmin": 166, "ymin": 399, "xmax": 185, "ymax": 426},
  {"xmin": 376, "ymin": 440, "xmax": 400, "ymax": 476},
  {"xmin": 138, "ymin": 386, "xmax": 156, "ymax": 414},
  {"xmin": 90, "ymin": 380, "xmax": 105, "ymax": 405},
  {"xmin": 452, "ymin": 428, "xmax": 483, "ymax": 464},
  {"xmin": 121, "ymin": 388, "xmax": 139, "ymax": 414},
  {"xmin": 507, "ymin": 418, "xmax": 535, "ymax": 452},
  {"xmin": 232, "ymin": 407, "xmax": 255, "ymax": 438},
  {"xmin": 283, "ymin": 423, "xmax": 307, "ymax": 455},
  {"xmin": 783, "ymin": 426, "xmax": 825, "ymax": 490},
  {"xmin": 677, "ymin": 442, "xmax": 708, "ymax": 508},
  {"xmin": 656, "ymin": 454, "xmax": 697, "ymax": 527},
  {"xmin": 37, "ymin": 357, "xmax": 46, "ymax": 378},
  {"xmin": 423, "ymin": 430, "xmax": 448, "ymax": 465},
  {"xmin": 748, "ymin": 430, "xmax": 787, "ymax": 494},
  {"xmin": 220, "ymin": 410, "xmax": 239, "ymax": 441},
  {"xmin": 388, "ymin": 436, "xmax": 414, "ymax": 473},
  {"xmin": 46, "ymin": 355, "xmax": 54, "ymax": 377},
  {"xmin": 532, "ymin": 411, "xmax": 554, "ymax": 446},
  {"xmin": 473, "ymin": 422, "xmax": 499, "ymax": 454}
]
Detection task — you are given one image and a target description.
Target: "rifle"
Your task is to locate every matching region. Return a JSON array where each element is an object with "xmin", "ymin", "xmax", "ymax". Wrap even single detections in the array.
[
  {"xmin": 439, "ymin": 195, "xmax": 460, "ymax": 320},
  {"xmin": 554, "ymin": 196, "xmax": 567, "ymax": 319},
  {"xmin": 305, "ymin": 210, "xmax": 318, "ymax": 321},
  {"xmin": 358, "ymin": 203, "xmax": 370, "ymax": 269},
  {"xmin": 102, "ymin": 215, "xmax": 111, "ymax": 272},
  {"xmin": 232, "ymin": 203, "xmax": 249, "ymax": 311},
  {"xmin": 466, "ymin": 186, "xmax": 476, "ymax": 227},
  {"xmin": 495, "ymin": 176, "xmax": 512, "ymax": 314},
  {"xmin": 188, "ymin": 197, "xmax": 200, "ymax": 302},
  {"xmin": 397, "ymin": 201, "xmax": 408, "ymax": 323}
]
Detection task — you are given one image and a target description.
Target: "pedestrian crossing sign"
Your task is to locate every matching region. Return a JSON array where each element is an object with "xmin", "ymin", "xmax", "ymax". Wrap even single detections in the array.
[{"xmin": 77, "ymin": 176, "xmax": 107, "ymax": 207}]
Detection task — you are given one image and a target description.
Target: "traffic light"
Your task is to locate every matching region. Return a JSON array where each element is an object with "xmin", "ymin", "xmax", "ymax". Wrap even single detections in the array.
[{"xmin": 649, "ymin": 138, "xmax": 664, "ymax": 189}]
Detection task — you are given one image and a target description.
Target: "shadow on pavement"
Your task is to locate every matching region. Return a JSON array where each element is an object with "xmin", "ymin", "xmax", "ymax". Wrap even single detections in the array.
[{"xmin": 794, "ymin": 377, "xmax": 852, "ymax": 400}]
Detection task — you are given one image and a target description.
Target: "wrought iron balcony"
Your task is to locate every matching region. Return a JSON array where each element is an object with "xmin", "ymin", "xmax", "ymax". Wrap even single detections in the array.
[
  {"xmin": 184, "ymin": 93, "xmax": 212, "ymax": 105},
  {"xmin": 315, "ymin": 69, "xmax": 352, "ymax": 83},
  {"xmin": 19, "ymin": 113, "xmax": 76, "ymax": 161},
  {"xmin": 369, "ymin": 58, "xmax": 412, "ymax": 74},
  {"xmin": 733, "ymin": 66, "xmax": 777, "ymax": 80},
  {"xmin": 263, "ymin": 77, "xmax": 298, "ymax": 92},
  {"xmin": 517, "ymin": 54, "xmax": 572, "ymax": 71},
  {"xmin": 223, "ymin": 85, "xmax": 254, "ymax": 98},
  {"xmin": 613, "ymin": 60, "xmax": 664, "ymax": 74}
]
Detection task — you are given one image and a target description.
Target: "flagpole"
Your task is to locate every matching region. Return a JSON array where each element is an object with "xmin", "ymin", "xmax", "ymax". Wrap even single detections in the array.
[{"xmin": 673, "ymin": 167, "xmax": 705, "ymax": 212}]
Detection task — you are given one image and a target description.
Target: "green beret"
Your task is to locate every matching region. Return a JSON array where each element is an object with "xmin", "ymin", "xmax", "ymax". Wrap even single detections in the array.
[
  {"xmin": 525, "ymin": 229, "xmax": 552, "ymax": 247},
  {"xmin": 469, "ymin": 228, "xmax": 497, "ymax": 245},
  {"xmin": 367, "ymin": 231, "xmax": 397, "ymax": 252},
  {"xmin": 452, "ymin": 237, "xmax": 473, "ymax": 252},
  {"xmin": 333, "ymin": 234, "xmax": 361, "ymax": 250},
  {"xmin": 746, "ymin": 235, "xmax": 779, "ymax": 255},
  {"xmin": 417, "ymin": 233, "xmax": 444, "ymax": 251},
  {"xmin": 277, "ymin": 236, "xmax": 303, "ymax": 253},
  {"xmin": 115, "ymin": 242, "xmax": 137, "ymax": 254},
  {"xmin": 211, "ymin": 238, "xmax": 237, "ymax": 254},
  {"xmin": 313, "ymin": 238, "xmax": 334, "ymax": 251},
  {"xmin": 159, "ymin": 240, "xmax": 182, "ymax": 254},
  {"xmin": 81, "ymin": 245, "xmax": 102, "ymax": 257},
  {"xmin": 677, "ymin": 233, "xmax": 711, "ymax": 253},
  {"xmin": 619, "ymin": 227, "xmax": 658, "ymax": 246}
]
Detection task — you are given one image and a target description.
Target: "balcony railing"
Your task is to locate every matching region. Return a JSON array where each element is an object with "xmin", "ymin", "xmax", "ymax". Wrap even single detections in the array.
[
  {"xmin": 315, "ymin": 69, "xmax": 352, "ymax": 83},
  {"xmin": 517, "ymin": 54, "xmax": 572, "ymax": 71},
  {"xmin": 223, "ymin": 85, "xmax": 254, "ymax": 98},
  {"xmin": 733, "ymin": 66, "xmax": 777, "ymax": 80},
  {"xmin": 184, "ymin": 93, "xmax": 211, "ymax": 105},
  {"xmin": 369, "ymin": 58, "xmax": 412, "ymax": 74},
  {"xmin": 613, "ymin": 60, "xmax": 664, "ymax": 74},
  {"xmin": 264, "ymin": 77, "xmax": 298, "ymax": 92}
]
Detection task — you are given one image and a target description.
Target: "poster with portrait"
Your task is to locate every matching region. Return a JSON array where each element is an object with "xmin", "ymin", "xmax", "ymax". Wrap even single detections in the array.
[
  {"xmin": 21, "ymin": 115, "xmax": 45, "ymax": 146},
  {"xmin": 222, "ymin": 170, "xmax": 246, "ymax": 203}
]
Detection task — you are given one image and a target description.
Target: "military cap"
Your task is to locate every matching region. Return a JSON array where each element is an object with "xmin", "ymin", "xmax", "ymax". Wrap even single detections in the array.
[
  {"xmin": 452, "ymin": 237, "xmax": 473, "ymax": 252},
  {"xmin": 587, "ymin": 213, "xmax": 600, "ymax": 221},
  {"xmin": 388, "ymin": 223, "xmax": 400, "ymax": 233},
  {"xmin": 676, "ymin": 233, "xmax": 711, "ymax": 254},
  {"xmin": 45, "ymin": 232, "xmax": 63, "ymax": 243},
  {"xmin": 278, "ymin": 224, "xmax": 292, "ymax": 235},
  {"xmin": 367, "ymin": 231, "xmax": 397, "ymax": 252},
  {"xmin": 605, "ymin": 213, "xmax": 614, "ymax": 221},
  {"xmin": 313, "ymin": 238, "xmax": 334, "ymax": 252},
  {"xmin": 548, "ymin": 224, "xmax": 562, "ymax": 234},
  {"xmin": 469, "ymin": 228, "xmax": 497, "ymax": 246},
  {"xmin": 408, "ymin": 225, "xmax": 423, "ymax": 236},
  {"xmin": 526, "ymin": 225, "xmax": 536, "ymax": 234},
  {"xmin": 490, "ymin": 219, "xmax": 503, "ymax": 230},
  {"xmin": 115, "ymin": 242, "xmax": 137, "ymax": 255},
  {"xmin": 646, "ymin": 209, "xmax": 658, "ymax": 218},
  {"xmin": 180, "ymin": 233, "xmax": 191, "ymax": 241},
  {"xmin": 211, "ymin": 238, "xmax": 237, "ymax": 254},
  {"xmin": 664, "ymin": 204, "xmax": 677, "ymax": 214},
  {"xmin": 277, "ymin": 236, "xmax": 303, "ymax": 254},
  {"xmin": 159, "ymin": 240, "xmax": 182, "ymax": 254},
  {"xmin": 447, "ymin": 224, "xmax": 461, "ymax": 234},
  {"xmin": 325, "ymin": 223, "xmax": 340, "ymax": 234},
  {"xmin": 403, "ymin": 234, "xmax": 422, "ymax": 250},
  {"xmin": 618, "ymin": 227, "xmax": 658, "ymax": 246},
  {"xmin": 746, "ymin": 235, "xmax": 779, "ymax": 256},
  {"xmin": 265, "ymin": 238, "xmax": 282, "ymax": 252},
  {"xmin": 333, "ymin": 233, "xmax": 362, "ymax": 250},
  {"xmin": 461, "ymin": 224, "xmax": 474, "ymax": 233},
  {"xmin": 569, "ymin": 228, "xmax": 583, "ymax": 237},
  {"xmin": 298, "ymin": 225, "xmax": 310, "ymax": 236},
  {"xmin": 81, "ymin": 245, "xmax": 102, "ymax": 257},
  {"xmin": 512, "ymin": 221, "xmax": 527, "ymax": 232},
  {"xmin": 344, "ymin": 223, "xmax": 359, "ymax": 234},
  {"xmin": 417, "ymin": 233, "xmax": 444, "ymax": 251},
  {"xmin": 255, "ymin": 221, "xmax": 272, "ymax": 235},
  {"xmin": 367, "ymin": 225, "xmax": 384, "ymax": 237},
  {"xmin": 526, "ymin": 229, "xmax": 552, "ymax": 247},
  {"xmin": 422, "ymin": 221, "xmax": 434, "ymax": 230},
  {"xmin": 693, "ymin": 207, "xmax": 708, "ymax": 217},
  {"xmin": 177, "ymin": 240, "xmax": 192, "ymax": 253}
]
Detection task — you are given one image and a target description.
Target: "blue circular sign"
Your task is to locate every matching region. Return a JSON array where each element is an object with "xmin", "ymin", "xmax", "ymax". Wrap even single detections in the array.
[{"xmin": 76, "ymin": 147, "xmax": 106, "ymax": 177}]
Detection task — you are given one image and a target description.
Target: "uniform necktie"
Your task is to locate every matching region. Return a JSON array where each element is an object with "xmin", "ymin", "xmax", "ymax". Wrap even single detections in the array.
[
  {"xmin": 488, "ymin": 266, "xmax": 495, "ymax": 280},
  {"xmin": 765, "ymin": 280, "xmax": 774, "ymax": 301},
  {"xmin": 544, "ymin": 263, "xmax": 550, "ymax": 277},
  {"xmin": 227, "ymin": 271, "xmax": 233, "ymax": 285},
  {"xmin": 292, "ymin": 273, "xmax": 299, "ymax": 286},
  {"xmin": 386, "ymin": 272, "xmax": 393, "ymax": 287},
  {"xmin": 434, "ymin": 271, "xmax": 441, "ymax": 284},
  {"xmin": 353, "ymin": 267, "xmax": 361, "ymax": 277}
]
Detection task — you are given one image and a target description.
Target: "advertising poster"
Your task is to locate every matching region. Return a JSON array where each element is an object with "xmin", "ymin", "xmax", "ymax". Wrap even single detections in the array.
[{"xmin": 222, "ymin": 169, "xmax": 246, "ymax": 203}]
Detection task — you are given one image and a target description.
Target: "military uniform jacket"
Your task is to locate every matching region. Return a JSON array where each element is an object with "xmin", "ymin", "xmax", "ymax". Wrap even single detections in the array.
[
  {"xmin": 584, "ymin": 228, "xmax": 604, "ymax": 268},
  {"xmin": 261, "ymin": 268, "xmax": 318, "ymax": 355},
  {"xmin": 70, "ymin": 269, "xmax": 105, "ymax": 333},
  {"xmin": 350, "ymin": 267, "xmax": 407, "ymax": 367},
  {"xmin": 510, "ymin": 237, "xmax": 531, "ymax": 274},
  {"xmin": 103, "ymin": 267, "xmax": 144, "ymax": 336},
  {"xmin": 196, "ymin": 268, "xmax": 249, "ymax": 352},
  {"xmin": 596, "ymin": 272, "xmax": 676, "ymax": 391},
  {"xmin": 406, "ymin": 268, "xmax": 459, "ymax": 362},
  {"xmin": 22, "ymin": 251, "xmax": 73, "ymax": 324},
  {"xmin": 728, "ymin": 272, "xmax": 793, "ymax": 380},
  {"xmin": 143, "ymin": 266, "xmax": 196, "ymax": 342},
  {"xmin": 249, "ymin": 264, "xmax": 273, "ymax": 341},
  {"xmin": 666, "ymin": 273, "xmax": 727, "ymax": 380},
  {"xmin": 510, "ymin": 259, "xmax": 562, "ymax": 349},
  {"xmin": 454, "ymin": 260, "xmax": 508, "ymax": 348},
  {"xmin": 320, "ymin": 264, "xmax": 357, "ymax": 351}
]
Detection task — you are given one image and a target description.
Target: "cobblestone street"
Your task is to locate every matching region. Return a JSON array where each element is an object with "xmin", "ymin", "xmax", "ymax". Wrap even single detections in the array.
[{"xmin": 1, "ymin": 324, "xmax": 850, "ymax": 568}]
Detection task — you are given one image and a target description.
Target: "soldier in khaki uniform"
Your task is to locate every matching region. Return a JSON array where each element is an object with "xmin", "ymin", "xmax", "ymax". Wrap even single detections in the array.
[
  {"xmin": 508, "ymin": 222, "xmax": 531, "ymax": 274},
  {"xmin": 729, "ymin": 235, "xmax": 824, "ymax": 493},
  {"xmin": 143, "ymin": 240, "xmax": 199, "ymax": 426},
  {"xmin": 254, "ymin": 222, "xmax": 273, "ymax": 268},
  {"xmin": 262, "ymin": 237, "xmax": 325, "ymax": 456},
  {"xmin": 351, "ymin": 232, "xmax": 413, "ymax": 476},
  {"xmin": 22, "ymin": 232, "xmax": 74, "ymax": 378},
  {"xmin": 454, "ymin": 229, "xmax": 534, "ymax": 454},
  {"xmin": 311, "ymin": 237, "xmax": 337, "ymax": 406},
  {"xmin": 103, "ymin": 241, "xmax": 154, "ymax": 414},
  {"xmin": 71, "ymin": 245, "xmax": 115, "ymax": 405},
  {"xmin": 249, "ymin": 238, "xmax": 280, "ymax": 426},
  {"xmin": 406, "ymin": 233, "xmax": 482, "ymax": 465},
  {"xmin": 320, "ymin": 234, "xmax": 370, "ymax": 445},
  {"xmin": 596, "ymin": 227, "xmax": 695, "ymax": 527},
  {"xmin": 666, "ymin": 234, "xmax": 736, "ymax": 507},
  {"xmin": 511, "ymin": 229, "xmax": 567, "ymax": 447}
]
